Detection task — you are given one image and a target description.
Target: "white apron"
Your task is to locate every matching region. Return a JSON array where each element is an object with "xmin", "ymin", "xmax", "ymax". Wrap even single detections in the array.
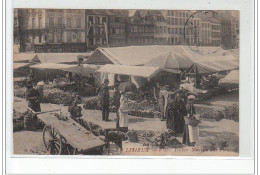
[
  {"xmin": 119, "ymin": 110, "xmax": 128, "ymax": 127},
  {"xmin": 119, "ymin": 95, "xmax": 129, "ymax": 128},
  {"xmin": 188, "ymin": 125, "xmax": 199, "ymax": 143}
]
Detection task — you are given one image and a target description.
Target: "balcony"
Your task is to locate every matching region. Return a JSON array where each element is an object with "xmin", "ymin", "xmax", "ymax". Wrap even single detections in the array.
[
  {"xmin": 22, "ymin": 23, "xmax": 84, "ymax": 30},
  {"xmin": 45, "ymin": 23, "xmax": 67, "ymax": 29}
]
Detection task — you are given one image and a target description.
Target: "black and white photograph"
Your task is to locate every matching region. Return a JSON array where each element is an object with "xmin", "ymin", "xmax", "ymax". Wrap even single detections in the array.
[{"xmin": 12, "ymin": 9, "xmax": 240, "ymax": 156}]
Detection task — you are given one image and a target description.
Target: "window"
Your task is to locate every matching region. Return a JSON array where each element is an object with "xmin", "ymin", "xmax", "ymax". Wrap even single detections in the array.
[
  {"xmin": 150, "ymin": 26, "xmax": 153, "ymax": 33},
  {"xmin": 57, "ymin": 32, "xmax": 62, "ymax": 43},
  {"xmin": 115, "ymin": 17, "xmax": 121, "ymax": 23},
  {"xmin": 58, "ymin": 18, "xmax": 62, "ymax": 28},
  {"xmin": 96, "ymin": 38, "xmax": 100, "ymax": 45},
  {"xmin": 103, "ymin": 39, "xmax": 107, "ymax": 45},
  {"xmin": 95, "ymin": 28, "xmax": 99, "ymax": 35},
  {"xmin": 102, "ymin": 17, "xmax": 106, "ymax": 24},
  {"xmin": 48, "ymin": 32, "xmax": 54, "ymax": 43},
  {"xmin": 32, "ymin": 18, "xmax": 35, "ymax": 29},
  {"xmin": 134, "ymin": 26, "xmax": 137, "ymax": 33},
  {"xmin": 67, "ymin": 18, "xmax": 71, "ymax": 28},
  {"xmin": 77, "ymin": 33, "xmax": 81, "ymax": 42},
  {"xmin": 89, "ymin": 16, "xmax": 93, "ymax": 24},
  {"xmin": 95, "ymin": 17, "xmax": 100, "ymax": 24},
  {"xmin": 39, "ymin": 33, "xmax": 42, "ymax": 43},
  {"xmin": 112, "ymin": 28, "xmax": 116, "ymax": 34},
  {"xmin": 67, "ymin": 32, "xmax": 72, "ymax": 42},
  {"xmin": 49, "ymin": 17, "xmax": 54, "ymax": 28},
  {"xmin": 38, "ymin": 17, "xmax": 41, "ymax": 28},
  {"xmin": 89, "ymin": 39, "xmax": 94, "ymax": 45},
  {"xmin": 76, "ymin": 18, "xmax": 81, "ymax": 28},
  {"xmin": 100, "ymin": 28, "xmax": 104, "ymax": 35},
  {"xmin": 145, "ymin": 26, "xmax": 149, "ymax": 33}
]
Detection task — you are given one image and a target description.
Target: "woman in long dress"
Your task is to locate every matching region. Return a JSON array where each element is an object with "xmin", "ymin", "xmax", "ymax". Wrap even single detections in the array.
[
  {"xmin": 182, "ymin": 95, "xmax": 199, "ymax": 146},
  {"xmin": 165, "ymin": 94, "xmax": 175, "ymax": 131},
  {"xmin": 118, "ymin": 91, "xmax": 129, "ymax": 132}
]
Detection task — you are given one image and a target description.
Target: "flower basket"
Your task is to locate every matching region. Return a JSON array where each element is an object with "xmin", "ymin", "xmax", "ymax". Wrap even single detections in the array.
[{"xmin": 184, "ymin": 116, "xmax": 201, "ymax": 127}]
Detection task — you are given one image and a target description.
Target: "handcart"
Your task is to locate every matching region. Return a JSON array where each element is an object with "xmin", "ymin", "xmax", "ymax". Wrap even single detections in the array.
[{"xmin": 27, "ymin": 105, "xmax": 106, "ymax": 155}]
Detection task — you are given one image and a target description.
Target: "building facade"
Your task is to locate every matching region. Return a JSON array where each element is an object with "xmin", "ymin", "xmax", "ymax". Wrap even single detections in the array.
[
  {"xmin": 85, "ymin": 10, "xmax": 112, "ymax": 51},
  {"xmin": 209, "ymin": 18, "xmax": 221, "ymax": 46},
  {"xmin": 17, "ymin": 9, "xmax": 86, "ymax": 52},
  {"xmin": 108, "ymin": 10, "xmax": 128, "ymax": 47},
  {"xmin": 220, "ymin": 19, "xmax": 232, "ymax": 49},
  {"xmin": 151, "ymin": 10, "xmax": 168, "ymax": 45},
  {"xmin": 127, "ymin": 10, "xmax": 155, "ymax": 46},
  {"xmin": 164, "ymin": 10, "xmax": 190, "ymax": 45},
  {"xmin": 15, "ymin": 9, "xmax": 239, "ymax": 53}
]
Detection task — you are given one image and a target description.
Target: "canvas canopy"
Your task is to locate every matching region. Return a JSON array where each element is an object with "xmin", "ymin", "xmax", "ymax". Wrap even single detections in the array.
[
  {"xmin": 144, "ymin": 52, "xmax": 194, "ymax": 69},
  {"xmin": 96, "ymin": 64, "xmax": 179, "ymax": 79},
  {"xmin": 33, "ymin": 53, "xmax": 90, "ymax": 64},
  {"xmin": 30, "ymin": 63, "xmax": 75, "ymax": 70},
  {"xmin": 61, "ymin": 65, "xmax": 97, "ymax": 76},
  {"xmin": 84, "ymin": 45, "xmax": 239, "ymax": 66},
  {"xmin": 13, "ymin": 63, "xmax": 31, "ymax": 70},
  {"xmin": 219, "ymin": 70, "xmax": 239, "ymax": 85},
  {"xmin": 13, "ymin": 53, "xmax": 38, "ymax": 63},
  {"xmin": 185, "ymin": 55, "xmax": 239, "ymax": 74}
]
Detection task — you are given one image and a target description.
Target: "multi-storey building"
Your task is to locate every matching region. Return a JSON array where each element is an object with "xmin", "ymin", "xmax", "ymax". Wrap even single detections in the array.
[
  {"xmin": 108, "ymin": 10, "xmax": 128, "ymax": 47},
  {"xmin": 13, "ymin": 9, "xmax": 19, "ymax": 44},
  {"xmin": 127, "ymin": 10, "xmax": 155, "ymax": 46},
  {"xmin": 85, "ymin": 10, "xmax": 112, "ymax": 51},
  {"xmin": 200, "ymin": 19, "xmax": 212, "ymax": 46},
  {"xmin": 17, "ymin": 9, "xmax": 86, "ymax": 52},
  {"xmin": 209, "ymin": 18, "xmax": 221, "ymax": 46},
  {"xmin": 220, "ymin": 19, "xmax": 232, "ymax": 49},
  {"xmin": 151, "ymin": 10, "xmax": 168, "ymax": 45},
  {"xmin": 163, "ymin": 10, "xmax": 189, "ymax": 45},
  {"xmin": 231, "ymin": 16, "xmax": 239, "ymax": 48},
  {"xmin": 163, "ymin": 10, "xmax": 202, "ymax": 46}
]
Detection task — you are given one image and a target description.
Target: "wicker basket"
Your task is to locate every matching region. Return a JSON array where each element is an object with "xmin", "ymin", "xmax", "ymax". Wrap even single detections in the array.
[{"xmin": 184, "ymin": 116, "xmax": 201, "ymax": 127}]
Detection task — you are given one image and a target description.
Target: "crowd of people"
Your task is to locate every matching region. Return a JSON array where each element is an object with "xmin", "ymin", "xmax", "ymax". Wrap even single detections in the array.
[
  {"xmin": 24, "ymin": 69, "xmax": 200, "ymax": 147},
  {"xmin": 153, "ymin": 83, "xmax": 200, "ymax": 146}
]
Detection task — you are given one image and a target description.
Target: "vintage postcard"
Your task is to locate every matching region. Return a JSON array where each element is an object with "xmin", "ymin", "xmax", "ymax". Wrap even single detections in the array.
[{"xmin": 13, "ymin": 9, "xmax": 239, "ymax": 156}]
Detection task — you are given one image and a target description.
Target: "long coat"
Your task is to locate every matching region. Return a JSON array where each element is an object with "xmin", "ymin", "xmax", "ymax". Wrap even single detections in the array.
[{"xmin": 99, "ymin": 85, "xmax": 110, "ymax": 108}]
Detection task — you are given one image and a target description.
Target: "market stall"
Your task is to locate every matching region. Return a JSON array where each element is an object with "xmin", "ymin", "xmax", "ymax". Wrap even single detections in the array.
[
  {"xmin": 30, "ymin": 63, "xmax": 75, "ymax": 82},
  {"xmin": 219, "ymin": 70, "xmax": 239, "ymax": 90},
  {"xmin": 96, "ymin": 64, "xmax": 180, "ymax": 88},
  {"xmin": 13, "ymin": 53, "xmax": 38, "ymax": 63}
]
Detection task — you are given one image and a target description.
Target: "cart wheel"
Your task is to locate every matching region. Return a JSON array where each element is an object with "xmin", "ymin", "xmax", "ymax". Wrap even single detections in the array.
[{"xmin": 43, "ymin": 125, "xmax": 62, "ymax": 155}]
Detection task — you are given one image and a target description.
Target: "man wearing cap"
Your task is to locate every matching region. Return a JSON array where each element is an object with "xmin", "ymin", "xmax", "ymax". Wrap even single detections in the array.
[{"xmin": 100, "ymin": 79, "xmax": 110, "ymax": 121}]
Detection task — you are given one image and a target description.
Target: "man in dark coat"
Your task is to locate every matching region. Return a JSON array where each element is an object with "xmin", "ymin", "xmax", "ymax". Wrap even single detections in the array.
[
  {"xmin": 100, "ymin": 79, "xmax": 110, "ymax": 121},
  {"xmin": 88, "ymin": 73, "xmax": 95, "ymax": 87},
  {"xmin": 113, "ymin": 83, "xmax": 121, "ymax": 129},
  {"xmin": 26, "ymin": 83, "xmax": 41, "ymax": 112}
]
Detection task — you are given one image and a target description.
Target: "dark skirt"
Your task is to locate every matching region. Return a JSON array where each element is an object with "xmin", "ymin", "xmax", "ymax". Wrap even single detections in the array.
[
  {"xmin": 165, "ymin": 107, "xmax": 175, "ymax": 130},
  {"xmin": 182, "ymin": 124, "xmax": 191, "ymax": 146},
  {"xmin": 177, "ymin": 111, "xmax": 185, "ymax": 133}
]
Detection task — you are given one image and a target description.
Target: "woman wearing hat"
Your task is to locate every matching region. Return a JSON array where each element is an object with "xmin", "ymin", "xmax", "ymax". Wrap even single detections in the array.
[{"xmin": 182, "ymin": 95, "xmax": 199, "ymax": 146}]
